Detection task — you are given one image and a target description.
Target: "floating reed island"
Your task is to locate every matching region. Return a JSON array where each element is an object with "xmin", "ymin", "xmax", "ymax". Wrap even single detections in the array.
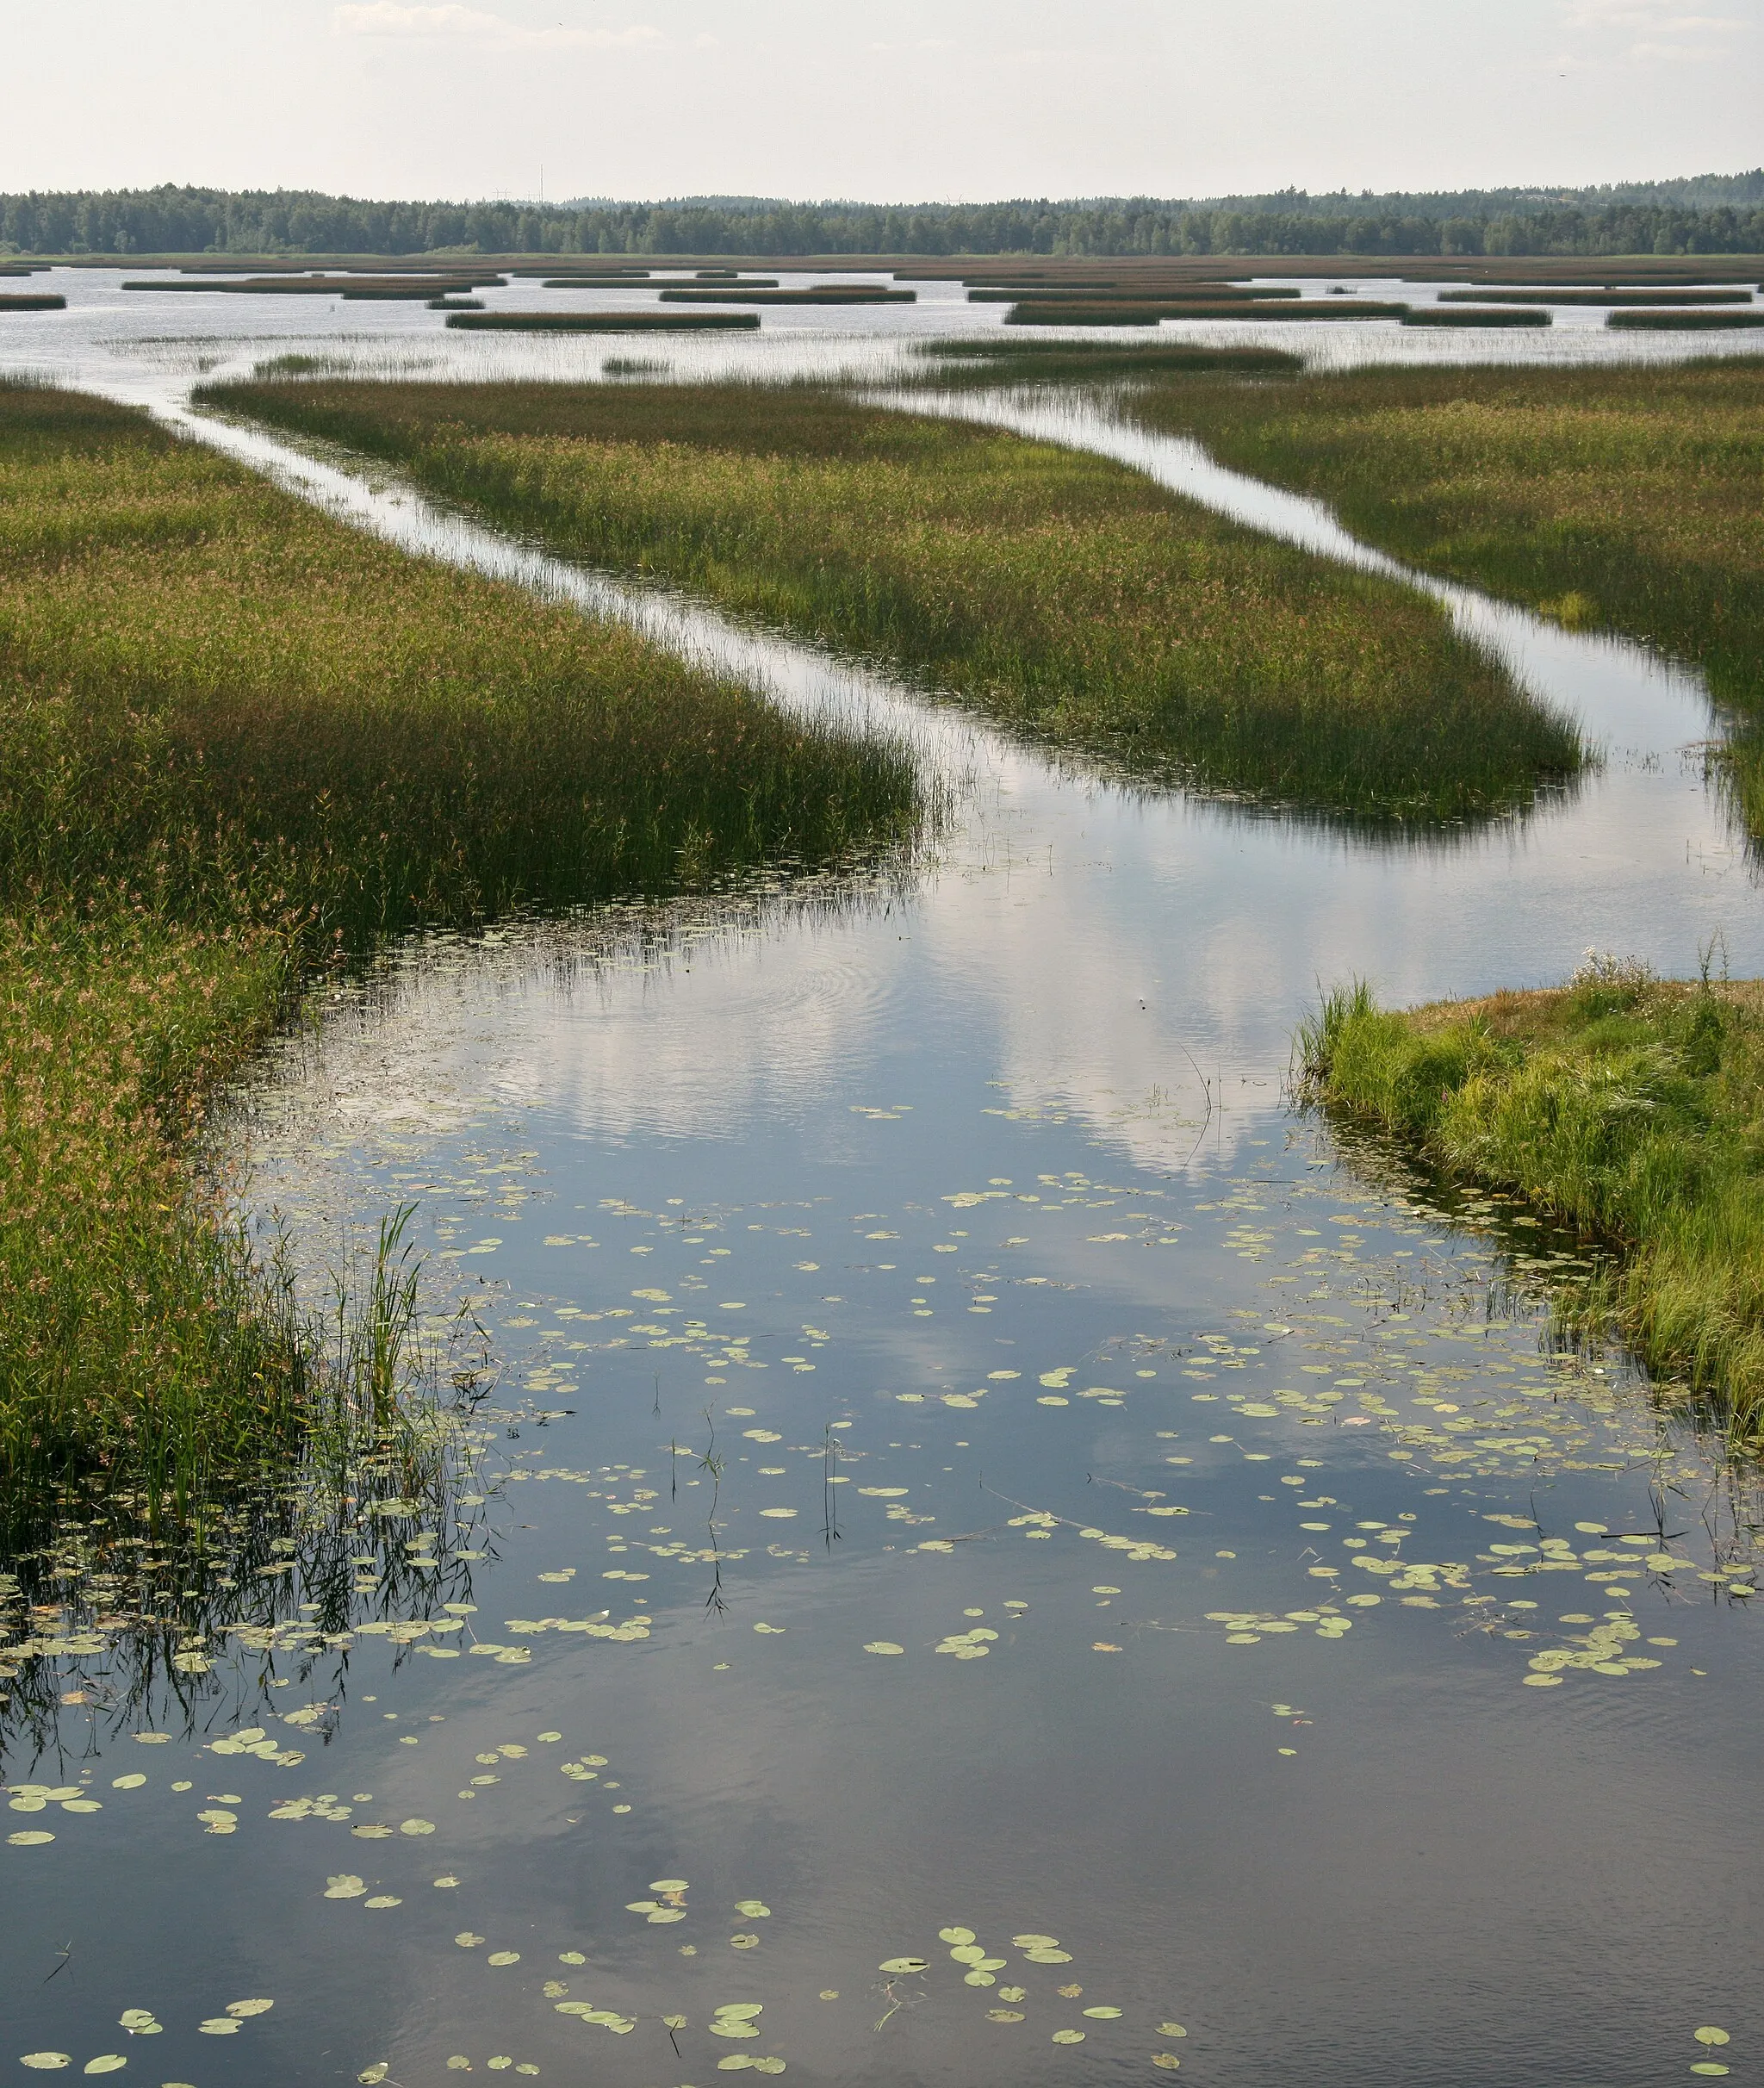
[
  {"xmin": 1004, "ymin": 298, "xmax": 1412, "ymax": 325},
  {"xmin": 1299, "ymin": 965, "xmax": 1764, "ymax": 1438},
  {"xmin": 0, "ymin": 380, "xmax": 917, "ymax": 1507},
  {"xmin": 124, "ymin": 273, "xmax": 507, "ymax": 296},
  {"xmin": 967, "ymin": 284, "xmax": 1302, "ymax": 303},
  {"xmin": 209, "ymin": 374, "xmax": 1585, "ymax": 824},
  {"xmin": 445, "ymin": 309, "xmax": 761, "ymax": 331},
  {"xmin": 912, "ymin": 337, "xmax": 1303, "ymax": 381},
  {"xmin": 0, "ymin": 293, "xmax": 65, "ymax": 311},
  {"xmin": 656, "ymin": 285, "xmax": 916, "ymax": 305},
  {"xmin": 1439, "ymin": 286, "xmax": 1755, "ymax": 306},
  {"xmin": 1401, "ymin": 307, "xmax": 1551, "ymax": 327},
  {"xmin": 1607, "ymin": 308, "xmax": 1764, "ymax": 328}
]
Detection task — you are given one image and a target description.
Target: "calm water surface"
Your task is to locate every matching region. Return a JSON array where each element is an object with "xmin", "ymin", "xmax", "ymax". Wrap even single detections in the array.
[{"xmin": 2, "ymin": 276, "xmax": 1762, "ymax": 2088}]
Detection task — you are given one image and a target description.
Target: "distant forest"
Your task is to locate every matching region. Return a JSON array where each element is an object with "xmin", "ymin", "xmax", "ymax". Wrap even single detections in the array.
[{"xmin": 4, "ymin": 174, "xmax": 1763, "ymax": 258}]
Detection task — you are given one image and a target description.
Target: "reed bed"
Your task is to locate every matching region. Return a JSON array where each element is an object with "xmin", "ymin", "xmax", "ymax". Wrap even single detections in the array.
[
  {"xmin": 428, "ymin": 295, "xmax": 484, "ymax": 310},
  {"xmin": 210, "ymin": 376, "xmax": 1585, "ymax": 823},
  {"xmin": 0, "ymin": 381, "xmax": 916, "ymax": 1506},
  {"xmin": 1299, "ymin": 966, "xmax": 1764, "ymax": 1436},
  {"xmin": 1130, "ymin": 359, "xmax": 1764, "ymax": 818},
  {"xmin": 445, "ymin": 310, "xmax": 761, "ymax": 332},
  {"xmin": 656, "ymin": 286, "xmax": 916, "ymax": 304},
  {"xmin": 912, "ymin": 337, "xmax": 1302, "ymax": 382},
  {"xmin": 968, "ymin": 284, "xmax": 1299, "ymax": 303},
  {"xmin": 0, "ymin": 293, "xmax": 65, "ymax": 312},
  {"xmin": 1006, "ymin": 298, "xmax": 1412, "ymax": 325},
  {"xmin": 125, "ymin": 275, "xmax": 504, "ymax": 296},
  {"xmin": 1606, "ymin": 308, "xmax": 1764, "ymax": 329},
  {"xmin": 1401, "ymin": 307, "xmax": 1551, "ymax": 326},
  {"xmin": 1439, "ymin": 287, "xmax": 1754, "ymax": 307}
]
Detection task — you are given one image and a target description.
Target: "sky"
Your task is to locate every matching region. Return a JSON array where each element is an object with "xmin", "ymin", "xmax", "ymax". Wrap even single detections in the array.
[{"xmin": 6, "ymin": 0, "xmax": 1762, "ymax": 203}]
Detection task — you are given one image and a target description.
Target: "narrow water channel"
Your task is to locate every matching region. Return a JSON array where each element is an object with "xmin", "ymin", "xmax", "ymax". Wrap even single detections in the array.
[{"xmin": 4, "ymin": 295, "xmax": 1762, "ymax": 2088}]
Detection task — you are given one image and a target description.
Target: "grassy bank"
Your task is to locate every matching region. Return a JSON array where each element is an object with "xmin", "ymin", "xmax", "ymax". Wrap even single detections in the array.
[
  {"xmin": 1130, "ymin": 360, "xmax": 1764, "ymax": 811},
  {"xmin": 206, "ymin": 375, "xmax": 1585, "ymax": 820},
  {"xmin": 1299, "ymin": 965, "xmax": 1764, "ymax": 1433},
  {"xmin": 0, "ymin": 382, "xmax": 916, "ymax": 1507}
]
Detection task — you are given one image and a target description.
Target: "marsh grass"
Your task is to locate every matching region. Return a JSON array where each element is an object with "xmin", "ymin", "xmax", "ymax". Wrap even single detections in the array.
[
  {"xmin": 1401, "ymin": 308, "xmax": 1551, "ymax": 326},
  {"xmin": 211, "ymin": 375, "xmax": 1584, "ymax": 822},
  {"xmin": 1298, "ymin": 966, "xmax": 1764, "ymax": 1437},
  {"xmin": 1006, "ymin": 299, "xmax": 1412, "ymax": 325},
  {"xmin": 0, "ymin": 382, "xmax": 917, "ymax": 1510},
  {"xmin": 446, "ymin": 310, "xmax": 761, "ymax": 331},
  {"xmin": 655, "ymin": 286, "xmax": 916, "ymax": 304},
  {"xmin": 0, "ymin": 294, "xmax": 65, "ymax": 312},
  {"xmin": 1128, "ymin": 358, "xmax": 1764, "ymax": 804},
  {"xmin": 1439, "ymin": 288, "xmax": 1754, "ymax": 306},
  {"xmin": 1606, "ymin": 308, "xmax": 1764, "ymax": 329},
  {"xmin": 910, "ymin": 337, "xmax": 1302, "ymax": 382}
]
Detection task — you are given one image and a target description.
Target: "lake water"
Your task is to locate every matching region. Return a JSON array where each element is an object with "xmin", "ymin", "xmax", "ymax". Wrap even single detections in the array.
[{"xmin": 3, "ymin": 270, "xmax": 1762, "ymax": 2088}]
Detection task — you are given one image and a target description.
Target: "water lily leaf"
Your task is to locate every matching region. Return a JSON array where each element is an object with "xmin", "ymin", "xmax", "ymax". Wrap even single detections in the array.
[
  {"xmin": 879, "ymin": 1958, "xmax": 927, "ymax": 1974},
  {"xmin": 1695, "ymin": 2032, "xmax": 1731, "ymax": 2048},
  {"xmin": 20, "ymin": 2060, "xmax": 71, "ymax": 2073},
  {"xmin": 1052, "ymin": 2029, "xmax": 1086, "ymax": 2044}
]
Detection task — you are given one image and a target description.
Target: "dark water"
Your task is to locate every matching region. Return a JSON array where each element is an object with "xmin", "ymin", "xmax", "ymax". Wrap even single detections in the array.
[{"xmin": 3, "ymin": 274, "xmax": 1761, "ymax": 2088}]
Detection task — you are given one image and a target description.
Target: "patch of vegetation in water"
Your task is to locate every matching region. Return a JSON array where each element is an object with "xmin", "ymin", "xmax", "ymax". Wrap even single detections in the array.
[
  {"xmin": 1129, "ymin": 357, "xmax": 1764, "ymax": 824},
  {"xmin": 1298, "ymin": 954, "xmax": 1764, "ymax": 1439},
  {"xmin": 204, "ymin": 375, "xmax": 1587, "ymax": 824},
  {"xmin": 0, "ymin": 382, "xmax": 918, "ymax": 1513}
]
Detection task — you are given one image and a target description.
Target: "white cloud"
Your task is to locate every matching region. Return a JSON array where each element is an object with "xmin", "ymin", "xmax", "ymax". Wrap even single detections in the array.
[{"xmin": 332, "ymin": 3, "xmax": 662, "ymax": 47}]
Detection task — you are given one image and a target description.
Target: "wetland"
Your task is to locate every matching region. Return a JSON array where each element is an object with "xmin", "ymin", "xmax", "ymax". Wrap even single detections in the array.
[{"xmin": 1, "ymin": 264, "xmax": 1762, "ymax": 2088}]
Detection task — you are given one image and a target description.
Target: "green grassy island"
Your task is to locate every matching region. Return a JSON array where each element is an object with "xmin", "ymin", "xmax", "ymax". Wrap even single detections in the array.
[{"xmin": 205, "ymin": 375, "xmax": 1586, "ymax": 823}]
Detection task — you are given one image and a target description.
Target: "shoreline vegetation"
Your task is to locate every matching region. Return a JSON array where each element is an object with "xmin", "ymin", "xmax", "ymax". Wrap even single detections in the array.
[
  {"xmin": 203, "ymin": 375, "xmax": 1585, "ymax": 821},
  {"xmin": 1300, "ymin": 963, "xmax": 1764, "ymax": 1438},
  {"xmin": 1127, "ymin": 359, "xmax": 1764, "ymax": 824},
  {"xmin": 0, "ymin": 382, "xmax": 918, "ymax": 1514}
]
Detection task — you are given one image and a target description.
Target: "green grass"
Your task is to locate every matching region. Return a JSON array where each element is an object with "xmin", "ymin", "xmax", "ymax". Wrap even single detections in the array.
[
  {"xmin": 0, "ymin": 382, "xmax": 917, "ymax": 1512},
  {"xmin": 1298, "ymin": 964, "xmax": 1764, "ymax": 1439},
  {"xmin": 1129, "ymin": 358, "xmax": 1764, "ymax": 811},
  {"xmin": 205, "ymin": 375, "xmax": 1585, "ymax": 821}
]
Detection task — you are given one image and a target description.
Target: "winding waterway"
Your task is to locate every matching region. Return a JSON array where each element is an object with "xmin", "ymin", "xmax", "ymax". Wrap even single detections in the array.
[{"xmin": 3, "ymin": 270, "xmax": 1763, "ymax": 2088}]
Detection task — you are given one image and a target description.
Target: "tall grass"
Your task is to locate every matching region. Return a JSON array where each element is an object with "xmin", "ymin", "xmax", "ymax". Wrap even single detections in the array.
[
  {"xmin": 0, "ymin": 382, "xmax": 918, "ymax": 1511},
  {"xmin": 1606, "ymin": 309, "xmax": 1764, "ymax": 329},
  {"xmin": 208, "ymin": 376, "xmax": 1585, "ymax": 822},
  {"xmin": 1401, "ymin": 308, "xmax": 1550, "ymax": 326},
  {"xmin": 446, "ymin": 310, "xmax": 760, "ymax": 331},
  {"xmin": 655, "ymin": 286, "xmax": 916, "ymax": 304},
  {"xmin": 1128, "ymin": 358, "xmax": 1764, "ymax": 817},
  {"xmin": 0, "ymin": 293, "xmax": 65, "ymax": 311},
  {"xmin": 1438, "ymin": 287, "xmax": 1754, "ymax": 306},
  {"xmin": 910, "ymin": 338, "xmax": 1302, "ymax": 382},
  {"xmin": 1006, "ymin": 299, "xmax": 1411, "ymax": 325},
  {"xmin": 1297, "ymin": 966, "xmax": 1764, "ymax": 1439}
]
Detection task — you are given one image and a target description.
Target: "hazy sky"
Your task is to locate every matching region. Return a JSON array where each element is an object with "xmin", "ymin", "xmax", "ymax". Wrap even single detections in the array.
[{"xmin": 9, "ymin": 0, "xmax": 1761, "ymax": 202}]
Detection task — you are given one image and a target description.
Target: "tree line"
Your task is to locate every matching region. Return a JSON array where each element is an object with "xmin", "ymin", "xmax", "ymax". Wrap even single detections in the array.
[{"xmin": 3, "ymin": 183, "xmax": 1762, "ymax": 258}]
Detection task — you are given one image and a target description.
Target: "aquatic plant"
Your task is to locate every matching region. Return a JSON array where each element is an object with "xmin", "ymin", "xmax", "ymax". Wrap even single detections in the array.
[
  {"xmin": 0, "ymin": 382, "xmax": 919, "ymax": 1509},
  {"xmin": 208, "ymin": 375, "xmax": 1585, "ymax": 822},
  {"xmin": 1005, "ymin": 299, "xmax": 1411, "ymax": 325},
  {"xmin": 1438, "ymin": 287, "xmax": 1754, "ymax": 306},
  {"xmin": 0, "ymin": 293, "xmax": 65, "ymax": 311},
  {"xmin": 445, "ymin": 311, "xmax": 761, "ymax": 331},
  {"xmin": 1401, "ymin": 308, "xmax": 1551, "ymax": 326},
  {"xmin": 1606, "ymin": 308, "xmax": 1764, "ymax": 329},
  {"xmin": 1298, "ymin": 963, "xmax": 1764, "ymax": 1435},
  {"xmin": 1128, "ymin": 358, "xmax": 1764, "ymax": 790}
]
